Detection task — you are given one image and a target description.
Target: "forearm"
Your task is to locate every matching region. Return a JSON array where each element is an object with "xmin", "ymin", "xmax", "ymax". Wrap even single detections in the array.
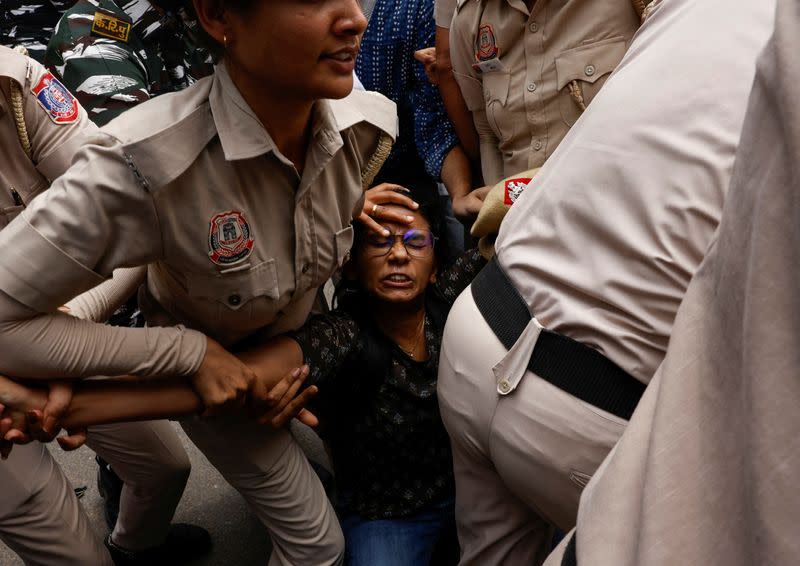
[
  {"xmin": 238, "ymin": 336, "xmax": 304, "ymax": 388},
  {"xmin": 436, "ymin": 26, "xmax": 480, "ymax": 161},
  {"xmin": 63, "ymin": 337, "xmax": 303, "ymax": 427},
  {"xmin": 64, "ymin": 379, "xmax": 200, "ymax": 428},
  {"xmin": 0, "ymin": 289, "xmax": 206, "ymax": 380},
  {"xmin": 474, "ymin": 110, "xmax": 504, "ymax": 185},
  {"xmin": 440, "ymin": 145, "xmax": 473, "ymax": 200},
  {"xmin": 65, "ymin": 266, "xmax": 146, "ymax": 322}
]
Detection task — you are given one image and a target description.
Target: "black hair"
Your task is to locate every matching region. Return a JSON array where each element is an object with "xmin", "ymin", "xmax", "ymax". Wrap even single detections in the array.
[
  {"xmin": 181, "ymin": 0, "xmax": 261, "ymax": 61},
  {"xmin": 334, "ymin": 179, "xmax": 451, "ymax": 319}
]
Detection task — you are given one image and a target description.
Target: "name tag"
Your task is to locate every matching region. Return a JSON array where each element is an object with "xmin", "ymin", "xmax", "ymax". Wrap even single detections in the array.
[
  {"xmin": 91, "ymin": 11, "xmax": 131, "ymax": 43},
  {"xmin": 472, "ymin": 58, "xmax": 506, "ymax": 74}
]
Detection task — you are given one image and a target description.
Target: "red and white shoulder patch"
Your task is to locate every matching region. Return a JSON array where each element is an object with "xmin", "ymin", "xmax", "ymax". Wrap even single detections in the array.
[
  {"xmin": 503, "ymin": 177, "xmax": 532, "ymax": 205},
  {"xmin": 30, "ymin": 72, "xmax": 79, "ymax": 124}
]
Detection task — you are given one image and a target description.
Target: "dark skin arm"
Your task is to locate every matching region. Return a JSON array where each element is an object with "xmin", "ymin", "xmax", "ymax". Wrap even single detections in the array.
[
  {"xmin": 0, "ymin": 337, "xmax": 312, "ymax": 457},
  {"xmin": 434, "ymin": 26, "xmax": 480, "ymax": 162}
]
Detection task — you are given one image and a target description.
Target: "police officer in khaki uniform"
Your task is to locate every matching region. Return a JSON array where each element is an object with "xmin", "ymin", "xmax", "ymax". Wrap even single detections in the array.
[
  {"xmin": 0, "ymin": 0, "xmax": 396, "ymax": 563},
  {"xmin": 0, "ymin": 45, "xmax": 112, "ymax": 565},
  {"xmin": 449, "ymin": 0, "xmax": 641, "ymax": 185},
  {"xmin": 436, "ymin": 0, "xmax": 776, "ymax": 564},
  {"xmin": 0, "ymin": 45, "xmax": 207, "ymax": 565},
  {"xmin": 545, "ymin": 2, "xmax": 797, "ymax": 564}
]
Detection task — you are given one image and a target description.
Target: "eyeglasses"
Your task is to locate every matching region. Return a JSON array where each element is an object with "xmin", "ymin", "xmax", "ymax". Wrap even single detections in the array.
[{"xmin": 363, "ymin": 228, "xmax": 436, "ymax": 258}]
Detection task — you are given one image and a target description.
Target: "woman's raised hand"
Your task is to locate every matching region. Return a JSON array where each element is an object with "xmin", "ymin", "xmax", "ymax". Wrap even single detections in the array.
[{"xmin": 359, "ymin": 183, "xmax": 420, "ymax": 235}]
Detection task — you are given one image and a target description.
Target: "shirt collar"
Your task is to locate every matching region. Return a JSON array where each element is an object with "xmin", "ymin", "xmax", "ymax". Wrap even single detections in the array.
[
  {"xmin": 209, "ymin": 62, "xmax": 352, "ymax": 162},
  {"xmin": 208, "ymin": 62, "xmax": 278, "ymax": 161}
]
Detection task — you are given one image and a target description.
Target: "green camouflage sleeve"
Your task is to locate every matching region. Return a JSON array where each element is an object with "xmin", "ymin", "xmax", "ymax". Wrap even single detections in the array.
[{"xmin": 44, "ymin": 6, "xmax": 150, "ymax": 126}]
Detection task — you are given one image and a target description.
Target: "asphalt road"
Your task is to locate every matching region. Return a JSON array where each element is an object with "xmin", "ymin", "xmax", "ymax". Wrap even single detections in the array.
[{"xmin": 0, "ymin": 421, "xmax": 331, "ymax": 565}]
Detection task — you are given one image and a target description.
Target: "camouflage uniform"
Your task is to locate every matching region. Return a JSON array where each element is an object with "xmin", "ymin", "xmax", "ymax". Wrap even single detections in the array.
[
  {"xmin": 45, "ymin": 0, "xmax": 213, "ymax": 126},
  {"xmin": 0, "ymin": 0, "xmax": 71, "ymax": 63}
]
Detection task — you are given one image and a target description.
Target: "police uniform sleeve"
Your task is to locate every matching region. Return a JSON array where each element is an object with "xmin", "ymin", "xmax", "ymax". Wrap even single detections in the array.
[
  {"xmin": 65, "ymin": 266, "xmax": 146, "ymax": 322},
  {"xmin": 434, "ymin": 0, "xmax": 458, "ymax": 28},
  {"xmin": 0, "ymin": 134, "xmax": 208, "ymax": 379},
  {"xmin": 449, "ymin": 4, "xmax": 504, "ymax": 183},
  {"xmin": 22, "ymin": 56, "xmax": 97, "ymax": 180}
]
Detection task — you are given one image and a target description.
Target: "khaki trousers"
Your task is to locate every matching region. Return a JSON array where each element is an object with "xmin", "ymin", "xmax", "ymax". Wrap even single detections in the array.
[
  {"xmin": 0, "ymin": 443, "xmax": 113, "ymax": 566},
  {"xmin": 180, "ymin": 415, "xmax": 344, "ymax": 566},
  {"xmin": 437, "ymin": 288, "xmax": 627, "ymax": 566},
  {"xmin": 0, "ymin": 420, "xmax": 190, "ymax": 564},
  {"xmin": 86, "ymin": 420, "xmax": 191, "ymax": 551}
]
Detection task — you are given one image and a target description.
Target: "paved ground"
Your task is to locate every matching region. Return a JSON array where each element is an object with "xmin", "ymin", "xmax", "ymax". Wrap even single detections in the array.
[{"xmin": 0, "ymin": 422, "xmax": 330, "ymax": 565}]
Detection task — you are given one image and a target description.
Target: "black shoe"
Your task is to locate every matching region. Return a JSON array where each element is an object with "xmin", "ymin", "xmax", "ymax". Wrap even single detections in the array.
[
  {"xmin": 105, "ymin": 523, "xmax": 212, "ymax": 565},
  {"xmin": 96, "ymin": 456, "xmax": 124, "ymax": 530}
]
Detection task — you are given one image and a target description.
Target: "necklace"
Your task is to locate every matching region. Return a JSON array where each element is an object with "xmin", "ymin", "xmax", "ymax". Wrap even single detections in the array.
[{"xmin": 399, "ymin": 315, "xmax": 426, "ymax": 359}]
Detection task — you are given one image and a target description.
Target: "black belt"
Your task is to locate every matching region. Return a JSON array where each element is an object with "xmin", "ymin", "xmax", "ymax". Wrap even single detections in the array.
[
  {"xmin": 561, "ymin": 532, "xmax": 577, "ymax": 566},
  {"xmin": 470, "ymin": 257, "xmax": 645, "ymax": 421}
]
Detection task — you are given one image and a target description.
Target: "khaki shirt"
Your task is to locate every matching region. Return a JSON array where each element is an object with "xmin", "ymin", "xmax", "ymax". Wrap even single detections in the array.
[
  {"xmin": 450, "ymin": 0, "xmax": 639, "ymax": 184},
  {"xmin": 546, "ymin": 2, "xmax": 795, "ymax": 565},
  {"xmin": 0, "ymin": 45, "xmax": 95, "ymax": 228},
  {"xmin": 494, "ymin": 0, "xmax": 774, "ymax": 383},
  {"xmin": 434, "ymin": 0, "xmax": 457, "ymax": 28},
  {"xmin": 0, "ymin": 62, "xmax": 397, "ymax": 379}
]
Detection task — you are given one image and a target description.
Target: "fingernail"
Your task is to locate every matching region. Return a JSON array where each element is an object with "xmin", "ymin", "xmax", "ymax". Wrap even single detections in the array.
[
  {"xmin": 412, "ymin": 201, "xmax": 419, "ymax": 208},
  {"xmin": 405, "ymin": 216, "xmax": 414, "ymax": 222},
  {"xmin": 291, "ymin": 368, "xmax": 301, "ymax": 378},
  {"xmin": 301, "ymin": 365, "xmax": 309, "ymax": 374},
  {"xmin": 382, "ymin": 229, "xmax": 390, "ymax": 237}
]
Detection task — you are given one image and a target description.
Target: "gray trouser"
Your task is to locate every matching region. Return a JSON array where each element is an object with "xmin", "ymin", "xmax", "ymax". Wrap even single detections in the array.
[
  {"xmin": 180, "ymin": 415, "xmax": 344, "ymax": 566},
  {"xmin": 437, "ymin": 288, "xmax": 627, "ymax": 566}
]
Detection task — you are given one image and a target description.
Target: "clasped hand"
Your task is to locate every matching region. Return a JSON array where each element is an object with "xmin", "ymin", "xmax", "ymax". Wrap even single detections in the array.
[{"xmin": 192, "ymin": 338, "xmax": 318, "ymax": 427}]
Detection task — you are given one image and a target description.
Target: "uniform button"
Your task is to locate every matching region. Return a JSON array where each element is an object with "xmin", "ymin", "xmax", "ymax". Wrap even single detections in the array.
[
  {"xmin": 533, "ymin": 140, "xmax": 543, "ymax": 150},
  {"xmin": 301, "ymin": 263, "xmax": 311, "ymax": 274},
  {"xmin": 529, "ymin": 22, "xmax": 538, "ymax": 32},
  {"xmin": 584, "ymin": 64, "xmax": 596, "ymax": 77},
  {"xmin": 527, "ymin": 82, "xmax": 537, "ymax": 92},
  {"xmin": 498, "ymin": 380, "xmax": 511, "ymax": 394},
  {"xmin": 228, "ymin": 294, "xmax": 242, "ymax": 306}
]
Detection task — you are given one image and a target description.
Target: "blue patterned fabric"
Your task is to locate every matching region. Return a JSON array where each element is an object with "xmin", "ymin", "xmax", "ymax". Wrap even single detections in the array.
[{"xmin": 356, "ymin": 0, "xmax": 459, "ymax": 185}]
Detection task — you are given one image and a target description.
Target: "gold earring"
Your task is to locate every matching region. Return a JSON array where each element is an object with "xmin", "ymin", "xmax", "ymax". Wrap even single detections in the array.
[{"xmin": 223, "ymin": 34, "xmax": 228, "ymax": 48}]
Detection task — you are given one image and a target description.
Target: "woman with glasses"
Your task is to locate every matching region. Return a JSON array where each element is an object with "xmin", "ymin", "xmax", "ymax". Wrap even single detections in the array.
[
  {"xmin": 0, "ymin": 0, "xmax": 403, "ymax": 563},
  {"xmin": 0, "ymin": 180, "xmax": 485, "ymax": 565}
]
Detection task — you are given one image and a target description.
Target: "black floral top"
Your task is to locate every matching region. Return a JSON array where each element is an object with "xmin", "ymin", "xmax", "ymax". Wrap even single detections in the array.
[{"xmin": 289, "ymin": 249, "xmax": 485, "ymax": 520}]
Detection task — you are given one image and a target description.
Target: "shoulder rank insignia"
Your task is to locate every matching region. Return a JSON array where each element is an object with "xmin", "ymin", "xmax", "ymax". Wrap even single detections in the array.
[
  {"xmin": 208, "ymin": 210, "xmax": 255, "ymax": 266},
  {"xmin": 504, "ymin": 177, "xmax": 532, "ymax": 205},
  {"xmin": 30, "ymin": 72, "xmax": 79, "ymax": 124},
  {"xmin": 91, "ymin": 11, "xmax": 131, "ymax": 42}
]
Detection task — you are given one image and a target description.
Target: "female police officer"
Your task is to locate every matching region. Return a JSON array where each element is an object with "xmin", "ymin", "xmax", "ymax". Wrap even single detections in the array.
[{"xmin": 0, "ymin": 1, "xmax": 398, "ymax": 564}]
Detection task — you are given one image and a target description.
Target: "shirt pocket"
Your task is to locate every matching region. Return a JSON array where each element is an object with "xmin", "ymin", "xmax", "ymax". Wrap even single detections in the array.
[
  {"xmin": 555, "ymin": 37, "xmax": 627, "ymax": 127},
  {"xmin": 186, "ymin": 259, "xmax": 280, "ymax": 313},
  {"xmin": 482, "ymin": 70, "xmax": 512, "ymax": 142},
  {"xmin": 334, "ymin": 226, "xmax": 354, "ymax": 267},
  {"xmin": 0, "ymin": 178, "xmax": 47, "ymax": 229}
]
